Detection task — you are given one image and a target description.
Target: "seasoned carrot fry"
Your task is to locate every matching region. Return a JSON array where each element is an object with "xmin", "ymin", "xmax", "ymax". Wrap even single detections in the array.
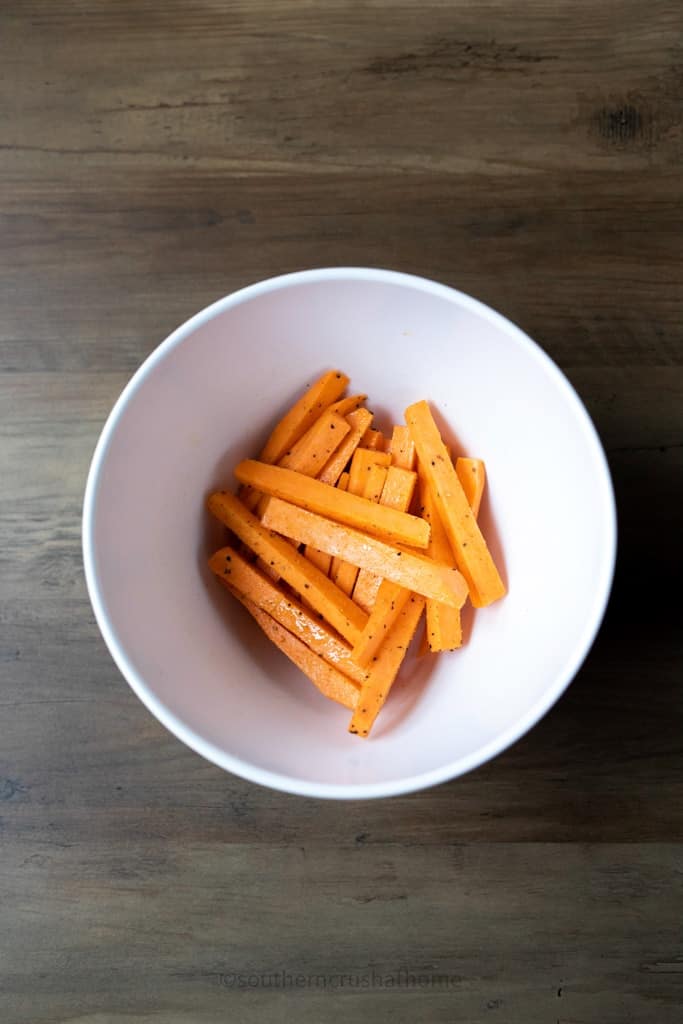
[
  {"xmin": 378, "ymin": 466, "xmax": 417, "ymax": 511},
  {"xmin": 278, "ymin": 410, "xmax": 350, "ymax": 473},
  {"xmin": 328, "ymin": 394, "xmax": 367, "ymax": 417},
  {"xmin": 260, "ymin": 370, "xmax": 349, "ymax": 465},
  {"xmin": 303, "ymin": 469, "xmax": 350, "ymax": 576},
  {"xmin": 207, "ymin": 491, "xmax": 367, "ymax": 645},
  {"xmin": 456, "ymin": 457, "xmax": 486, "ymax": 519},
  {"xmin": 240, "ymin": 370, "xmax": 349, "ymax": 511},
  {"xmin": 405, "ymin": 400, "xmax": 505, "ymax": 607},
  {"xmin": 235, "ymin": 460, "xmax": 430, "ymax": 548},
  {"xmin": 351, "ymin": 578, "xmax": 413, "ymax": 667},
  {"xmin": 318, "ymin": 408, "xmax": 373, "ymax": 485},
  {"xmin": 420, "ymin": 473, "xmax": 462, "ymax": 651},
  {"xmin": 332, "ymin": 461, "xmax": 387, "ymax": 596},
  {"xmin": 261, "ymin": 498, "xmax": 467, "ymax": 607},
  {"xmin": 349, "ymin": 594, "xmax": 425, "ymax": 736},
  {"xmin": 209, "ymin": 547, "xmax": 368, "ymax": 685},
  {"xmin": 254, "ymin": 409, "xmax": 351, "ymax": 530},
  {"xmin": 361, "ymin": 427, "xmax": 384, "ymax": 451},
  {"xmin": 246, "ymin": 603, "xmax": 360, "ymax": 710},
  {"xmin": 352, "ymin": 466, "xmax": 417, "ymax": 612},
  {"xmin": 348, "ymin": 447, "xmax": 391, "ymax": 495},
  {"xmin": 388, "ymin": 425, "xmax": 417, "ymax": 470}
]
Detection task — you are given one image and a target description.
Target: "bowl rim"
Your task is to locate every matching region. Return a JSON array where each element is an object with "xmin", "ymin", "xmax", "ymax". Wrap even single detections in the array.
[{"xmin": 83, "ymin": 266, "xmax": 617, "ymax": 800}]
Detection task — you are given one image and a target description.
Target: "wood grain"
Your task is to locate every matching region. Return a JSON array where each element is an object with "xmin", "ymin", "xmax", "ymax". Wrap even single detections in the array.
[{"xmin": 1, "ymin": 2, "xmax": 682, "ymax": 1022}]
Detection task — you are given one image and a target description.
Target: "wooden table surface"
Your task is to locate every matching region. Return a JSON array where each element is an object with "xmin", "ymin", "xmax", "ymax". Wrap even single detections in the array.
[{"xmin": 2, "ymin": 3, "xmax": 682, "ymax": 1022}]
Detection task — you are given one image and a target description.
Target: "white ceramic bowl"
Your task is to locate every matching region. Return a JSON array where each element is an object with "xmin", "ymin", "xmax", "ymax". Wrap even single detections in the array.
[{"xmin": 83, "ymin": 268, "xmax": 616, "ymax": 799}]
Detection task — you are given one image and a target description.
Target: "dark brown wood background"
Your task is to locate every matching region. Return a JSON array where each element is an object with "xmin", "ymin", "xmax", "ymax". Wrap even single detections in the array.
[{"xmin": 2, "ymin": 3, "xmax": 682, "ymax": 1022}]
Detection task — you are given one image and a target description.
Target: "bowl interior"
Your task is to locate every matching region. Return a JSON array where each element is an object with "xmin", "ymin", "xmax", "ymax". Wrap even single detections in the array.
[{"xmin": 85, "ymin": 270, "xmax": 615, "ymax": 796}]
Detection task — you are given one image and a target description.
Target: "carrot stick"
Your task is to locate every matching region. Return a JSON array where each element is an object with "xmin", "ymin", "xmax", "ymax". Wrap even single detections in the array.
[
  {"xmin": 260, "ymin": 370, "xmax": 349, "ymax": 465},
  {"xmin": 456, "ymin": 457, "xmax": 486, "ymax": 519},
  {"xmin": 328, "ymin": 394, "xmax": 367, "ymax": 417},
  {"xmin": 235, "ymin": 460, "xmax": 430, "ymax": 549},
  {"xmin": 405, "ymin": 400, "xmax": 505, "ymax": 607},
  {"xmin": 209, "ymin": 546, "xmax": 368, "ymax": 685},
  {"xmin": 331, "ymin": 460, "xmax": 387, "ymax": 595},
  {"xmin": 347, "ymin": 447, "xmax": 391, "ymax": 496},
  {"xmin": 246, "ymin": 602, "xmax": 361, "ymax": 710},
  {"xmin": 420, "ymin": 473, "xmax": 462, "ymax": 651},
  {"xmin": 278, "ymin": 410, "xmax": 350, "ymax": 474},
  {"xmin": 352, "ymin": 466, "xmax": 417, "ymax": 613},
  {"xmin": 361, "ymin": 427, "xmax": 384, "ymax": 451},
  {"xmin": 349, "ymin": 594, "xmax": 425, "ymax": 736},
  {"xmin": 207, "ymin": 491, "xmax": 367, "ymax": 645},
  {"xmin": 304, "ymin": 468, "xmax": 350, "ymax": 575},
  {"xmin": 318, "ymin": 408, "xmax": 373, "ymax": 485},
  {"xmin": 261, "ymin": 498, "xmax": 468, "ymax": 608},
  {"xmin": 351, "ymin": 578, "xmax": 413, "ymax": 667},
  {"xmin": 388, "ymin": 425, "xmax": 417, "ymax": 470}
]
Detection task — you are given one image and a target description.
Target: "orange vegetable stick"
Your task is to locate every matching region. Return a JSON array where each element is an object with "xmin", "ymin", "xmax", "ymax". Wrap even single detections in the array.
[
  {"xmin": 349, "ymin": 594, "xmax": 426, "ymax": 737},
  {"xmin": 254, "ymin": 409, "xmax": 351, "ymax": 532},
  {"xmin": 246, "ymin": 603, "xmax": 360, "ymax": 710},
  {"xmin": 241, "ymin": 370, "xmax": 350, "ymax": 511},
  {"xmin": 304, "ymin": 469, "xmax": 350, "ymax": 575},
  {"xmin": 361, "ymin": 427, "xmax": 384, "ymax": 451},
  {"xmin": 260, "ymin": 370, "xmax": 349, "ymax": 466},
  {"xmin": 388, "ymin": 425, "xmax": 417, "ymax": 470},
  {"xmin": 207, "ymin": 491, "xmax": 367, "ymax": 645},
  {"xmin": 278, "ymin": 410, "xmax": 350, "ymax": 474},
  {"xmin": 405, "ymin": 401, "xmax": 505, "ymax": 607},
  {"xmin": 332, "ymin": 461, "xmax": 387, "ymax": 595},
  {"xmin": 328, "ymin": 394, "xmax": 367, "ymax": 417},
  {"xmin": 209, "ymin": 547, "xmax": 368, "ymax": 685},
  {"xmin": 351, "ymin": 578, "xmax": 413, "ymax": 667},
  {"xmin": 456, "ymin": 457, "xmax": 486, "ymax": 519},
  {"xmin": 235, "ymin": 461, "xmax": 430, "ymax": 549},
  {"xmin": 318, "ymin": 408, "xmax": 373, "ymax": 485},
  {"xmin": 348, "ymin": 447, "xmax": 391, "ymax": 495},
  {"xmin": 352, "ymin": 466, "xmax": 417, "ymax": 613},
  {"xmin": 420, "ymin": 473, "xmax": 462, "ymax": 651},
  {"xmin": 424, "ymin": 456, "xmax": 486, "ymax": 650},
  {"xmin": 261, "ymin": 498, "xmax": 467, "ymax": 608}
]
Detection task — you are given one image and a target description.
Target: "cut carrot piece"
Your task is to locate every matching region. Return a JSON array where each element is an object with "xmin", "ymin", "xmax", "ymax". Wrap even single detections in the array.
[
  {"xmin": 420, "ymin": 474, "xmax": 462, "ymax": 651},
  {"xmin": 362, "ymin": 427, "xmax": 384, "ymax": 451},
  {"xmin": 246, "ymin": 603, "xmax": 360, "ymax": 710},
  {"xmin": 389, "ymin": 425, "xmax": 417, "ymax": 470},
  {"xmin": 261, "ymin": 498, "xmax": 467, "ymax": 608},
  {"xmin": 349, "ymin": 594, "xmax": 425, "ymax": 736},
  {"xmin": 348, "ymin": 446, "xmax": 391, "ymax": 495},
  {"xmin": 351, "ymin": 578, "xmax": 413, "ymax": 667},
  {"xmin": 332, "ymin": 461, "xmax": 387, "ymax": 595},
  {"xmin": 328, "ymin": 394, "xmax": 367, "ymax": 417},
  {"xmin": 378, "ymin": 466, "xmax": 417, "ymax": 511},
  {"xmin": 209, "ymin": 547, "xmax": 368, "ymax": 685},
  {"xmin": 259, "ymin": 370, "xmax": 349, "ymax": 466},
  {"xmin": 254, "ymin": 409, "xmax": 351, "ymax": 528},
  {"xmin": 207, "ymin": 491, "xmax": 367, "ymax": 645},
  {"xmin": 235, "ymin": 460, "xmax": 430, "ymax": 549},
  {"xmin": 352, "ymin": 466, "xmax": 417, "ymax": 613},
  {"xmin": 303, "ymin": 469, "xmax": 350, "ymax": 576},
  {"xmin": 456, "ymin": 457, "xmax": 486, "ymax": 519},
  {"xmin": 278, "ymin": 410, "xmax": 350, "ymax": 474},
  {"xmin": 318, "ymin": 408, "xmax": 373, "ymax": 485},
  {"xmin": 405, "ymin": 400, "xmax": 505, "ymax": 607}
]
